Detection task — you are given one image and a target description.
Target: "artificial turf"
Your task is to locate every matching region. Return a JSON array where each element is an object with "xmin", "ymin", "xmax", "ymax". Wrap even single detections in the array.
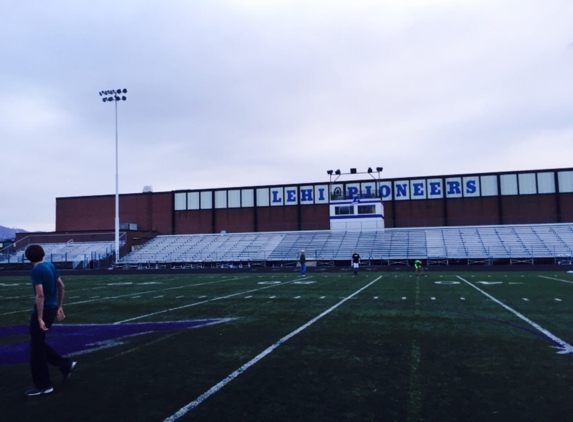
[{"xmin": 0, "ymin": 270, "xmax": 571, "ymax": 421}]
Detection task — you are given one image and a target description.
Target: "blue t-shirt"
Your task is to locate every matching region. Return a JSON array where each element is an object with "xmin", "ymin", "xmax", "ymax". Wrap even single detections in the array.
[{"xmin": 31, "ymin": 262, "xmax": 60, "ymax": 312}]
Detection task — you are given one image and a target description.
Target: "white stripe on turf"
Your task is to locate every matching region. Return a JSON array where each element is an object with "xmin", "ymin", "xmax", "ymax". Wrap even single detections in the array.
[
  {"xmin": 457, "ymin": 276, "xmax": 573, "ymax": 355},
  {"xmin": 162, "ymin": 276, "xmax": 382, "ymax": 422},
  {"xmin": 538, "ymin": 275, "xmax": 573, "ymax": 284},
  {"xmin": 115, "ymin": 278, "xmax": 307, "ymax": 324}
]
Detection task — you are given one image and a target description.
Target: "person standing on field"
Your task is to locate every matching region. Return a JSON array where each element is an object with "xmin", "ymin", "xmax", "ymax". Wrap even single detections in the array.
[
  {"xmin": 24, "ymin": 245, "xmax": 76, "ymax": 397},
  {"xmin": 414, "ymin": 259, "xmax": 425, "ymax": 276},
  {"xmin": 351, "ymin": 250, "xmax": 360, "ymax": 276},
  {"xmin": 299, "ymin": 250, "xmax": 307, "ymax": 276}
]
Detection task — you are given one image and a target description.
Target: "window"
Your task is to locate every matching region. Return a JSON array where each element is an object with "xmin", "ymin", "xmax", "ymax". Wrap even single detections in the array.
[
  {"xmin": 537, "ymin": 172, "xmax": 555, "ymax": 194},
  {"xmin": 200, "ymin": 191, "xmax": 212, "ymax": 209},
  {"xmin": 228, "ymin": 190, "xmax": 241, "ymax": 208},
  {"xmin": 357, "ymin": 205, "xmax": 375, "ymax": 214},
  {"xmin": 174, "ymin": 193, "xmax": 186, "ymax": 211},
  {"xmin": 518, "ymin": 173, "xmax": 536, "ymax": 195},
  {"xmin": 215, "ymin": 191, "xmax": 227, "ymax": 209},
  {"xmin": 187, "ymin": 192, "xmax": 199, "ymax": 210},
  {"xmin": 335, "ymin": 206, "xmax": 354, "ymax": 215}
]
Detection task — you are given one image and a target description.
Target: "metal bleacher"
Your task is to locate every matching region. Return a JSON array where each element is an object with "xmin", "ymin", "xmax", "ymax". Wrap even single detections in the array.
[
  {"xmin": 0, "ymin": 241, "xmax": 116, "ymax": 268},
  {"xmin": 116, "ymin": 223, "xmax": 573, "ymax": 267},
  {"xmin": 4, "ymin": 224, "xmax": 571, "ymax": 269}
]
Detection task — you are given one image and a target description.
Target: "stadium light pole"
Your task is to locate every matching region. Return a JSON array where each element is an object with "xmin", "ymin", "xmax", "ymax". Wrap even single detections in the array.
[{"xmin": 99, "ymin": 88, "xmax": 127, "ymax": 264}]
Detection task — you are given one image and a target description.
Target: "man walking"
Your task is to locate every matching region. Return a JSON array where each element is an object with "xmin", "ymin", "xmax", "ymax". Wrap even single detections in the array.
[{"xmin": 24, "ymin": 245, "xmax": 76, "ymax": 396}]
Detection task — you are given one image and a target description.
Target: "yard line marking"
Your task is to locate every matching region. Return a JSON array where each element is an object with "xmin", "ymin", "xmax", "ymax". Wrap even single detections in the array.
[
  {"xmin": 407, "ymin": 277, "xmax": 423, "ymax": 422},
  {"xmin": 431, "ymin": 297, "xmax": 436, "ymax": 301},
  {"xmin": 294, "ymin": 296, "xmax": 301, "ymax": 299},
  {"xmin": 555, "ymin": 298, "xmax": 562, "ymax": 302},
  {"xmin": 245, "ymin": 296, "xmax": 252, "ymax": 299},
  {"xmin": 269, "ymin": 296, "xmax": 276, "ymax": 299},
  {"xmin": 320, "ymin": 296, "xmax": 325, "ymax": 299},
  {"xmin": 460, "ymin": 297, "xmax": 465, "ymax": 301},
  {"xmin": 538, "ymin": 275, "xmax": 573, "ymax": 284},
  {"xmin": 199, "ymin": 296, "xmax": 207, "ymax": 298},
  {"xmin": 522, "ymin": 298, "xmax": 529, "ymax": 301},
  {"xmin": 0, "ymin": 279, "xmax": 235, "ymax": 316},
  {"xmin": 176, "ymin": 296, "xmax": 184, "ymax": 299},
  {"xmin": 154, "ymin": 295, "xmax": 164, "ymax": 299},
  {"xmin": 162, "ymin": 276, "xmax": 382, "ymax": 422},
  {"xmin": 402, "ymin": 297, "xmax": 407, "ymax": 300},
  {"xmin": 115, "ymin": 279, "xmax": 305, "ymax": 324},
  {"xmin": 457, "ymin": 276, "xmax": 573, "ymax": 355},
  {"xmin": 374, "ymin": 296, "xmax": 378, "ymax": 299}
]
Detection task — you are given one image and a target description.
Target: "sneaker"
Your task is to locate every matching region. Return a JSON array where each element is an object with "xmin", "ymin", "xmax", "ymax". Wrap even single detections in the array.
[
  {"xmin": 25, "ymin": 387, "xmax": 53, "ymax": 396},
  {"xmin": 62, "ymin": 361, "xmax": 77, "ymax": 384}
]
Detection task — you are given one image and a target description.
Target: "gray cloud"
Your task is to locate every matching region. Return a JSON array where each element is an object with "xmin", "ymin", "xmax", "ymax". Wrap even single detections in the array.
[{"xmin": 1, "ymin": 0, "xmax": 572, "ymax": 230}]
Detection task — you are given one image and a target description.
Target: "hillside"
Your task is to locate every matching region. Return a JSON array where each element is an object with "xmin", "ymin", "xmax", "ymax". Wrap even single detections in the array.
[{"xmin": 0, "ymin": 225, "xmax": 26, "ymax": 240}]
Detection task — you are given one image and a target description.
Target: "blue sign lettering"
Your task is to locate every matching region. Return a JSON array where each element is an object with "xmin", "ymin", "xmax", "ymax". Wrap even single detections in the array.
[
  {"xmin": 380, "ymin": 185, "xmax": 391, "ymax": 199},
  {"xmin": 395, "ymin": 183, "xmax": 408, "ymax": 198},
  {"xmin": 447, "ymin": 181, "xmax": 461, "ymax": 195},
  {"xmin": 286, "ymin": 190, "xmax": 297, "ymax": 202},
  {"xmin": 466, "ymin": 180, "xmax": 477, "ymax": 194},
  {"xmin": 317, "ymin": 188, "xmax": 326, "ymax": 201},
  {"xmin": 347, "ymin": 187, "xmax": 359, "ymax": 197},
  {"xmin": 412, "ymin": 183, "xmax": 425, "ymax": 197},
  {"xmin": 272, "ymin": 190, "xmax": 282, "ymax": 203},
  {"xmin": 429, "ymin": 182, "xmax": 441, "ymax": 196},
  {"xmin": 301, "ymin": 189, "xmax": 313, "ymax": 201}
]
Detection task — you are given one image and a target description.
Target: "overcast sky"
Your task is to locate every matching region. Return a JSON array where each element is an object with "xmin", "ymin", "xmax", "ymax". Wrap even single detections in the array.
[{"xmin": 1, "ymin": 0, "xmax": 572, "ymax": 232}]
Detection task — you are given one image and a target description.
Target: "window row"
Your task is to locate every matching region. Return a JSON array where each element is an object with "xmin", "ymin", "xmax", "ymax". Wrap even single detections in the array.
[{"xmin": 174, "ymin": 170, "xmax": 573, "ymax": 210}]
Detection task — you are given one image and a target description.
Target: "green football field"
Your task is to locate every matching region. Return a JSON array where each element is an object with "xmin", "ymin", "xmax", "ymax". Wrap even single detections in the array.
[{"xmin": 1, "ymin": 270, "xmax": 572, "ymax": 422}]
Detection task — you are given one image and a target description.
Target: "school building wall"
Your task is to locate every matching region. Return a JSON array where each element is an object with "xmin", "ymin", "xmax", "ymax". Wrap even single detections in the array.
[{"xmin": 55, "ymin": 168, "xmax": 573, "ymax": 235}]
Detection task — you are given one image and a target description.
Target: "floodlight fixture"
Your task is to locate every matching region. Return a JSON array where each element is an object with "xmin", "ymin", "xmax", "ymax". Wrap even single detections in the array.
[
  {"xmin": 327, "ymin": 170, "xmax": 333, "ymax": 175},
  {"xmin": 367, "ymin": 167, "xmax": 373, "ymax": 173},
  {"xmin": 335, "ymin": 169, "xmax": 341, "ymax": 175},
  {"xmin": 376, "ymin": 167, "xmax": 383, "ymax": 172},
  {"xmin": 101, "ymin": 89, "xmax": 128, "ymax": 103},
  {"xmin": 350, "ymin": 168, "xmax": 357, "ymax": 174}
]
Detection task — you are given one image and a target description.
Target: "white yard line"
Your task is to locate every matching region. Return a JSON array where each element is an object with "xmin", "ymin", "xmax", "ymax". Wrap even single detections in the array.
[
  {"xmin": 0, "ymin": 278, "xmax": 243, "ymax": 316},
  {"xmin": 115, "ymin": 278, "xmax": 308, "ymax": 324},
  {"xmin": 538, "ymin": 275, "xmax": 573, "ymax": 284},
  {"xmin": 457, "ymin": 276, "xmax": 573, "ymax": 355},
  {"xmin": 162, "ymin": 276, "xmax": 381, "ymax": 422}
]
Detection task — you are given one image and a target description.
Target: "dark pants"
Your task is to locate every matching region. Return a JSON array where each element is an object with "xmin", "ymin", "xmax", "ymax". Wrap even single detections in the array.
[{"xmin": 29, "ymin": 309, "xmax": 71, "ymax": 389}]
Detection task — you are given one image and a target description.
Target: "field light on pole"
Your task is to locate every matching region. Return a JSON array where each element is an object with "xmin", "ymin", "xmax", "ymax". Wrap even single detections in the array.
[{"xmin": 99, "ymin": 88, "xmax": 127, "ymax": 263}]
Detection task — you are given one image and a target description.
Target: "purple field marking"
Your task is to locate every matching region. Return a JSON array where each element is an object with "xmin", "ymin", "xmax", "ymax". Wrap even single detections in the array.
[{"xmin": 0, "ymin": 320, "xmax": 230, "ymax": 366}]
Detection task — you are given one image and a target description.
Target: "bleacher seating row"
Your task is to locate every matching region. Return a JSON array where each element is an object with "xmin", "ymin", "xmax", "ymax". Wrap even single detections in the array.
[
  {"xmin": 118, "ymin": 223, "xmax": 573, "ymax": 265},
  {"xmin": 0, "ymin": 241, "xmax": 116, "ymax": 267},
  {"xmin": 1, "ymin": 224, "xmax": 572, "ymax": 267}
]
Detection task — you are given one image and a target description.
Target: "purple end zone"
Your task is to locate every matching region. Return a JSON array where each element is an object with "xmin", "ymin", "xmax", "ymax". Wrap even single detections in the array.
[{"xmin": 0, "ymin": 319, "xmax": 227, "ymax": 366}]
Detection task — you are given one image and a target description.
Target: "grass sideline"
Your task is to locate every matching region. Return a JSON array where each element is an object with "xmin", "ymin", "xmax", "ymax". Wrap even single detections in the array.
[{"xmin": 0, "ymin": 271, "xmax": 571, "ymax": 422}]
